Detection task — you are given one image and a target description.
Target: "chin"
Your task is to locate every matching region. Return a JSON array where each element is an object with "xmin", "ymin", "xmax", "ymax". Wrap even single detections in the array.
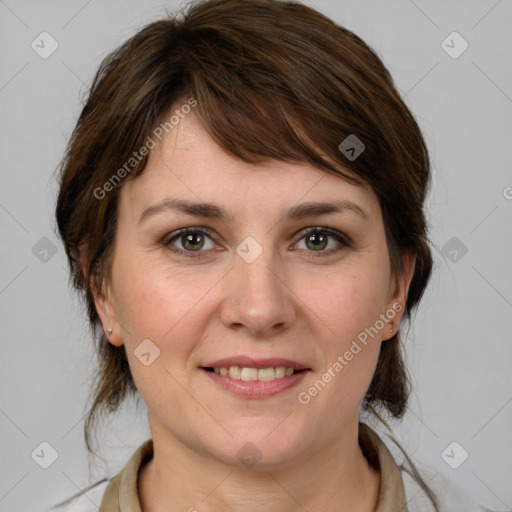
[{"xmin": 206, "ymin": 422, "xmax": 307, "ymax": 469}]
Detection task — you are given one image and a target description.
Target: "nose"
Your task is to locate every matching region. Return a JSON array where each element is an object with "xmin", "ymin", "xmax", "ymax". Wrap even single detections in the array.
[{"xmin": 219, "ymin": 245, "xmax": 297, "ymax": 337}]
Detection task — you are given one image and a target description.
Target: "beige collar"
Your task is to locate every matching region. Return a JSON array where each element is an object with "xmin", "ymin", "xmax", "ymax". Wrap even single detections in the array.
[{"xmin": 99, "ymin": 423, "xmax": 408, "ymax": 511}]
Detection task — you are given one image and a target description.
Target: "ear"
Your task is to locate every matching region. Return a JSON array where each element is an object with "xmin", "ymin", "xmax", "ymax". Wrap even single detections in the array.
[
  {"xmin": 382, "ymin": 250, "xmax": 416, "ymax": 341},
  {"xmin": 92, "ymin": 274, "xmax": 124, "ymax": 347},
  {"xmin": 80, "ymin": 246, "xmax": 123, "ymax": 347}
]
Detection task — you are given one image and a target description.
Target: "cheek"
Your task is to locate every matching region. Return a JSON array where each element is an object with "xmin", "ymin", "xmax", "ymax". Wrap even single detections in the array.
[
  {"xmin": 294, "ymin": 260, "xmax": 389, "ymax": 408},
  {"xmin": 298, "ymin": 262, "xmax": 390, "ymax": 346},
  {"xmin": 111, "ymin": 254, "xmax": 221, "ymax": 373},
  {"xmin": 113, "ymin": 252, "xmax": 200, "ymax": 334},
  {"xmin": 110, "ymin": 260, "xmax": 211, "ymax": 405}
]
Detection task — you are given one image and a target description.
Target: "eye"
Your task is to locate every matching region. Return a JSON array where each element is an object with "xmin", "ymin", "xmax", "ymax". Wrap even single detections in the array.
[
  {"xmin": 163, "ymin": 226, "xmax": 350, "ymax": 259},
  {"xmin": 164, "ymin": 228, "xmax": 217, "ymax": 257},
  {"xmin": 293, "ymin": 227, "xmax": 350, "ymax": 257}
]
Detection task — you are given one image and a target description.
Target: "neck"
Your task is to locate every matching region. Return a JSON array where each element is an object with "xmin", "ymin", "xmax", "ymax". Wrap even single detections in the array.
[{"xmin": 138, "ymin": 420, "xmax": 380, "ymax": 512}]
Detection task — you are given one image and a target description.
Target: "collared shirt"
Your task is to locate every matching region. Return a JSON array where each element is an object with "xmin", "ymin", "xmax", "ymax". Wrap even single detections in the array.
[{"xmin": 53, "ymin": 423, "xmax": 485, "ymax": 512}]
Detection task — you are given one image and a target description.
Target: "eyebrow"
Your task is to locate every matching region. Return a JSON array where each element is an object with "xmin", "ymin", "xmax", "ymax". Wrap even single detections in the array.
[{"xmin": 138, "ymin": 198, "xmax": 369, "ymax": 225}]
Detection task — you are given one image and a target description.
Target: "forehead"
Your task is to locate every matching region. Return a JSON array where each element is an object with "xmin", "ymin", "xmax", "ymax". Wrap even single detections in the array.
[{"xmin": 119, "ymin": 110, "xmax": 381, "ymax": 224}]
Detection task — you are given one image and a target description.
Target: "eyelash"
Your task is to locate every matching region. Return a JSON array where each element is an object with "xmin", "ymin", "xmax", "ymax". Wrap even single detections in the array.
[{"xmin": 163, "ymin": 227, "xmax": 351, "ymax": 259}]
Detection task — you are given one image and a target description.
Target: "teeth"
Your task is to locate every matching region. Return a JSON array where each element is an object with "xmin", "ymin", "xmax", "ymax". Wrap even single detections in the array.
[
  {"xmin": 229, "ymin": 366, "xmax": 241, "ymax": 379},
  {"xmin": 211, "ymin": 365, "xmax": 298, "ymax": 381},
  {"xmin": 240, "ymin": 367, "xmax": 258, "ymax": 381},
  {"xmin": 256, "ymin": 367, "xmax": 275, "ymax": 381},
  {"xmin": 275, "ymin": 366, "xmax": 286, "ymax": 378}
]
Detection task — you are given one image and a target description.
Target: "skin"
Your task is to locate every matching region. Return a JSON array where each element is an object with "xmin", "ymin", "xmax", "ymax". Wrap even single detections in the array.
[{"xmin": 93, "ymin": 105, "xmax": 415, "ymax": 512}]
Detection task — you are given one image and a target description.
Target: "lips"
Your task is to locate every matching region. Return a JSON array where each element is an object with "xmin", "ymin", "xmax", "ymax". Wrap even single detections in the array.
[{"xmin": 199, "ymin": 356, "xmax": 311, "ymax": 397}]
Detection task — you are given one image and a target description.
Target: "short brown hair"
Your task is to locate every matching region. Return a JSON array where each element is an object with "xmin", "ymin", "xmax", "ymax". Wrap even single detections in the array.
[{"xmin": 56, "ymin": 0, "xmax": 433, "ymax": 494}]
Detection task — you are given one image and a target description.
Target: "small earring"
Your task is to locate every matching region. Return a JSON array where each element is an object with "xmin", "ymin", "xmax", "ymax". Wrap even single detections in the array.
[
  {"xmin": 389, "ymin": 327, "xmax": 394, "ymax": 333},
  {"xmin": 107, "ymin": 328, "xmax": 113, "ymax": 335}
]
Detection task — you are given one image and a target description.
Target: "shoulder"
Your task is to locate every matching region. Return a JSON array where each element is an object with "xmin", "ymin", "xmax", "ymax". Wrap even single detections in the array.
[
  {"xmin": 50, "ymin": 479, "xmax": 109, "ymax": 512},
  {"xmin": 359, "ymin": 422, "xmax": 488, "ymax": 511},
  {"xmin": 361, "ymin": 422, "xmax": 487, "ymax": 512},
  {"xmin": 50, "ymin": 438, "xmax": 152, "ymax": 511},
  {"xmin": 399, "ymin": 462, "xmax": 488, "ymax": 512}
]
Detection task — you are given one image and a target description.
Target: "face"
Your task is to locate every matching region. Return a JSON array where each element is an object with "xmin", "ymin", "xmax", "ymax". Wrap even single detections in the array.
[{"xmin": 95, "ymin": 106, "xmax": 414, "ymax": 469}]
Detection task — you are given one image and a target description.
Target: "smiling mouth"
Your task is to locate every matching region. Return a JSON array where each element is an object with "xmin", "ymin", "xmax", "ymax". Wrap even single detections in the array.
[{"xmin": 202, "ymin": 366, "xmax": 307, "ymax": 381}]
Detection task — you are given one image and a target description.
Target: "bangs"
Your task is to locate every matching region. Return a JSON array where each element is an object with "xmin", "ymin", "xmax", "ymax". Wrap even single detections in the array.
[
  {"xmin": 190, "ymin": 80, "xmax": 365, "ymax": 186},
  {"xmin": 145, "ymin": 8, "xmax": 390, "ymax": 188}
]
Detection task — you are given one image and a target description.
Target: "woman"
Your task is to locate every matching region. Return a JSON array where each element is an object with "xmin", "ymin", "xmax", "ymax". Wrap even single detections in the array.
[{"xmin": 53, "ymin": 0, "xmax": 484, "ymax": 510}]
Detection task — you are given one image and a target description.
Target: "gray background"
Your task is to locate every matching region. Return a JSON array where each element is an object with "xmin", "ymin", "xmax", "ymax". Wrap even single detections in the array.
[{"xmin": 0, "ymin": 0, "xmax": 511, "ymax": 510}]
